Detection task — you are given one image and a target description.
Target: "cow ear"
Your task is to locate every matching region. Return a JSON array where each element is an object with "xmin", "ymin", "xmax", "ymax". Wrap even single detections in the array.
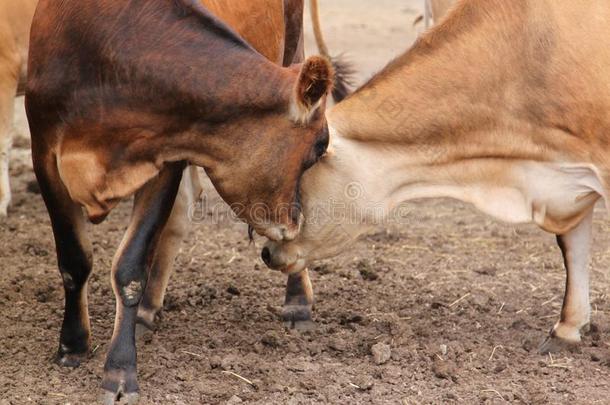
[{"xmin": 291, "ymin": 56, "xmax": 334, "ymax": 124}]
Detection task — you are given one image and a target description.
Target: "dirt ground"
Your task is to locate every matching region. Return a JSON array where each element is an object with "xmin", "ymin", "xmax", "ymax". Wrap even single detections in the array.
[{"xmin": 3, "ymin": 1, "xmax": 610, "ymax": 404}]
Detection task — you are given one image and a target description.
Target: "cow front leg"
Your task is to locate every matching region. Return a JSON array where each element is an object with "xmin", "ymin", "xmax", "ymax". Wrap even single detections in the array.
[
  {"xmin": 33, "ymin": 149, "xmax": 93, "ymax": 366},
  {"xmin": 136, "ymin": 166, "xmax": 201, "ymax": 335},
  {"xmin": 539, "ymin": 209, "xmax": 593, "ymax": 354},
  {"xmin": 282, "ymin": 269, "xmax": 315, "ymax": 330},
  {"xmin": 102, "ymin": 162, "xmax": 184, "ymax": 405},
  {"xmin": 0, "ymin": 63, "xmax": 18, "ymax": 216}
]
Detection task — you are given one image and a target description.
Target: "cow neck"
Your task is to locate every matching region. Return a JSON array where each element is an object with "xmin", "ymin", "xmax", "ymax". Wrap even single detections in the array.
[
  {"xmin": 322, "ymin": 0, "xmax": 584, "ymax": 207},
  {"xmin": 328, "ymin": 0, "xmax": 533, "ymax": 155},
  {"xmin": 101, "ymin": 0, "xmax": 293, "ymax": 123}
]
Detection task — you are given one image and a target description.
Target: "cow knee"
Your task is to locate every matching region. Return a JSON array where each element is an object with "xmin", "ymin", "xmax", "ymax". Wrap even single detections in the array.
[
  {"xmin": 114, "ymin": 270, "xmax": 147, "ymax": 307},
  {"xmin": 121, "ymin": 280, "xmax": 145, "ymax": 307},
  {"xmin": 60, "ymin": 272, "xmax": 76, "ymax": 291}
]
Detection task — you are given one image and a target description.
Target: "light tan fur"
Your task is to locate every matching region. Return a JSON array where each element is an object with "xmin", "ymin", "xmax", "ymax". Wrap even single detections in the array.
[
  {"xmin": 265, "ymin": 0, "xmax": 610, "ymax": 349},
  {"xmin": 0, "ymin": 0, "xmax": 37, "ymax": 216}
]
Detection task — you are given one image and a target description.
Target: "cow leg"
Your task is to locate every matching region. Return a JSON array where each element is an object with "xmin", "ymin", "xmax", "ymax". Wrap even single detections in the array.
[
  {"xmin": 282, "ymin": 269, "xmax": 314, "ymax": 330},
  {"xmin": 33, "ymin": 148, "xmax": 93, "ymax": 366},
  {"xmin": 539, "ymin": 208, "xmax": 593, "ymax": 354},
  {"xmin": 136, "ymin": 166, "xmax": 201, "ymax": 335},
  {"xmin": 0, "ymin": 62, "xmax": 18, "ymax": 216},
  {"xmin": 102, "ymin": 162, "xmax": 184, "ymax": 404}
]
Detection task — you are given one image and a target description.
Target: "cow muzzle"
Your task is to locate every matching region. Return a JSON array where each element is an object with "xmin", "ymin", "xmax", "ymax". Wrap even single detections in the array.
[
  {"xmin": 259, "ymin": 224, "xmax": 299, "ymax": 242},
  {"xmin": 256, "ymin": 212, "xmax": 303, "ymax": 242},
  {"xmin": 261, "ymin": 241, "xmax": 307, "ymax": 274}
]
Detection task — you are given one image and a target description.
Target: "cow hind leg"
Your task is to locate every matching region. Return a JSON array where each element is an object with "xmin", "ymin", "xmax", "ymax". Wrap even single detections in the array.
[
  {"xmin": 0, "ymin": 63, "xmax": 18, "ymax": 216},
  {"xmin": 539, "ymin": 208, "xmax": 593, "ymax": 354},
  {"xmin": 136, "ymin": 167, "xmax": 200, "ymax": 336},
  {"xmin": 33, "ymin": 147, "xmax": 93, "ymax": 366},
  {"xmin": 282, "ymin": 269, "xmax": 315, "ymax": 330},
  {"xmin": 102, "ymin": 162, "xmax": 185, "ymax": 404}
]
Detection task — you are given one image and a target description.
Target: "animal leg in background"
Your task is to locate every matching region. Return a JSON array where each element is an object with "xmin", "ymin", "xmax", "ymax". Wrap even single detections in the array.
[
  {"xmin": 136, "ymin": 166, "xmax": 203, "ymax": 334},
  {"xmin": 540, "ymin": 208, "xmax": 594, "ymax": 353},
  {"xmin": 283, "ymin": 269, "xmax": 314, "ymax": 330},
  {"xmin": 0, "ymin": 59, "xmax": 18, "ymax": 216}
]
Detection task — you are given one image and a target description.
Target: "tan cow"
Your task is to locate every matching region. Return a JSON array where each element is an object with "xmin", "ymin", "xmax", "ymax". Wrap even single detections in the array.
[
  {"xmin": 264, "ymin": 0, "xmax": 610, "ymax": 353},
  {"xmin": 0, "ymin": 0, "xmax": 37, "ymax": 216}
]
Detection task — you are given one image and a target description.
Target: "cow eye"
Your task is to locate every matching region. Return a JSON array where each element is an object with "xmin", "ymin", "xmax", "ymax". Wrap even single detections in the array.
[
  {"xmin": 303, "ymin": 126, "xmax": 329, "ymax": 170},
  {"xmin": 314, "ymin": 134, "xmax": 329, "ymax": 159}
]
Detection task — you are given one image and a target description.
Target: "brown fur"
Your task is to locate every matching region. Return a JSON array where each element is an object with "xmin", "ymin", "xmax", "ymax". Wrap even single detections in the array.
[
  {"xmin": 140, "ymin": 0, "xmax": 327, "ymax": 335},
  {"xmin": 202, "ymin": 0, "xmax": 286, "ymax": 64},
  {"xmin": 297, "ymin": 56, "xmax": 334, "ymax": 107}
]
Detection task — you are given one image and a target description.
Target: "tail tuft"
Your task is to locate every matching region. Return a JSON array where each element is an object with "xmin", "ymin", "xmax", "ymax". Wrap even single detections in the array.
[
  {"xmin": 329, "ymin": 54, "xmax": 355, "ymax": 103},
  {"xmin": 310, "ymin": 0, "xmax": 356, "ymax": 103}
]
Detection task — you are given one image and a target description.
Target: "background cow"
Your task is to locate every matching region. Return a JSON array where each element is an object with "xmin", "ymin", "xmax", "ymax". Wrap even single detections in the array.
[{"xmin": 0, "ymin": 0, "xmax": 37, "ymax": 216}]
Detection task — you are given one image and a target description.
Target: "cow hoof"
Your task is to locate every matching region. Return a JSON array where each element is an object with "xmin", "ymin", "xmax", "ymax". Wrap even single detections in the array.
[
  {"xmin": 102, "ymin": 369, "xmax": 139, "ymax": 405},
  {"xmin": 282, "ymin": 304, "xmax": 315, "ymax": 331},
  {"xmin": 102, "ymin": 390, "xmax": 139, "ymax": 405},
  {"xmin": 538, "ymin": 334, "xmax": 580, "ymax": 354},
  {"xmin": 55, "ymin": 351, "xmax": 87, "ymax": 368},
  {"xmin": 0, "ymin": 198, "xmax": 9, "ymax": 217},
  {"xmin": 135, "ymin": 319, "xmax": 155, "ymax": 341},
  {"xmin": 285, "ymin": 319, "xmax": 316, "ymax": 331}
]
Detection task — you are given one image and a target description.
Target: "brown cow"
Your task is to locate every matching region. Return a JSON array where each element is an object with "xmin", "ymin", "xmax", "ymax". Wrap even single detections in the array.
[
  {"xmin": 26, "ymin": 0, "xmax": 335, "ymax": 402},
  {"xmin": 0, "ymin": 0, "xmax": 37, "ymax": 216},
  {"xmin": 137, "ymin": 0, "xmax": 349, "ymax": 335},
  {"xmin": 264, "ymin": 0, "xmax": 610, "ymax": 355}
]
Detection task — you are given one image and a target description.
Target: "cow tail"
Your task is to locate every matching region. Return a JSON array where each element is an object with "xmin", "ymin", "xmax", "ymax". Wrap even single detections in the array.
[{"xmin": 309, "ymin": 0, "xmax": 355, "ymax": 102}]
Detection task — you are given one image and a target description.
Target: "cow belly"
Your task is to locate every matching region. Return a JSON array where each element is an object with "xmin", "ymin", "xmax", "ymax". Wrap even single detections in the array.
[{"xmin": 466, "ymin": 162, "xmax": 603, "ymax": 234}]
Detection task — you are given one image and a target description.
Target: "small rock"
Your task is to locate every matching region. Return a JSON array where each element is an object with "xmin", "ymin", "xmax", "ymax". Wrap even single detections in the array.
[
  {"xmin": 356, "ymin": 260, "xmax": 379, "ymax": 281},
  {"xmin": 312, "ymin": 264, "xmax": 331, "ymax": 275},
  {"xmin": 521, "ymin": 338, "xmax": 536, "ymax": 353},
  {"xmin": 430, "ymin": 301, "xmax": 446, "ymax": 309},
  {"xmin": 351, "ymin": 376, "xmax": 374, "ymax": 391},
  {"xmin": 371, "ymin": 343, "xmax": 391, "ymax": 365},
  {"xmin": 432, "ymin": 359, "xmax": 457, "ymax": 382},
  {"xmin": 220, "ymin": 354, "xmax": 240, "ymax": 370},
  {"xmin": 339, "ymin": 313, "xmax": 364, "ymax": 325},
  {"xmin": 209, "ymin": 356, "xmax": 222, "ymax": 369},
  {"xmin": 227, "ymin": 285, "xmax": 240, "ymax": 296},
  {"xmin": 328, "ymin": 338, "xmax": 348, "ymax": 352},
  {"xmin": 226, "ymin": 395, "xmax": 243, "ymax": 405},
  {"xmin": 261, "ymin": 331, "xmax": 280, "ymax": 348},
  {"xmin": 474, "ymin": 266, "xmax": 497, "ymax": 276},
  {"xmin": 493, "ymin": 362, "xmax": 507, "ymax": 373},
  {"xmin": 440, "ymin": 344, "xmax": 448, "ymax": 356}
]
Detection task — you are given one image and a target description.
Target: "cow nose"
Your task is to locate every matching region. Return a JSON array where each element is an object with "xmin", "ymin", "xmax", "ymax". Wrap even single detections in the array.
[{"xmin": 261, "ymin": 246, "xmax": 272, "ymax": 267}]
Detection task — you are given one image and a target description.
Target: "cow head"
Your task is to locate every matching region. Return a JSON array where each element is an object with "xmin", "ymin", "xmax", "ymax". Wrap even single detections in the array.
[{"xmin": 201, "ymin": 56, "xmax": 333, "ymax": 241}]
